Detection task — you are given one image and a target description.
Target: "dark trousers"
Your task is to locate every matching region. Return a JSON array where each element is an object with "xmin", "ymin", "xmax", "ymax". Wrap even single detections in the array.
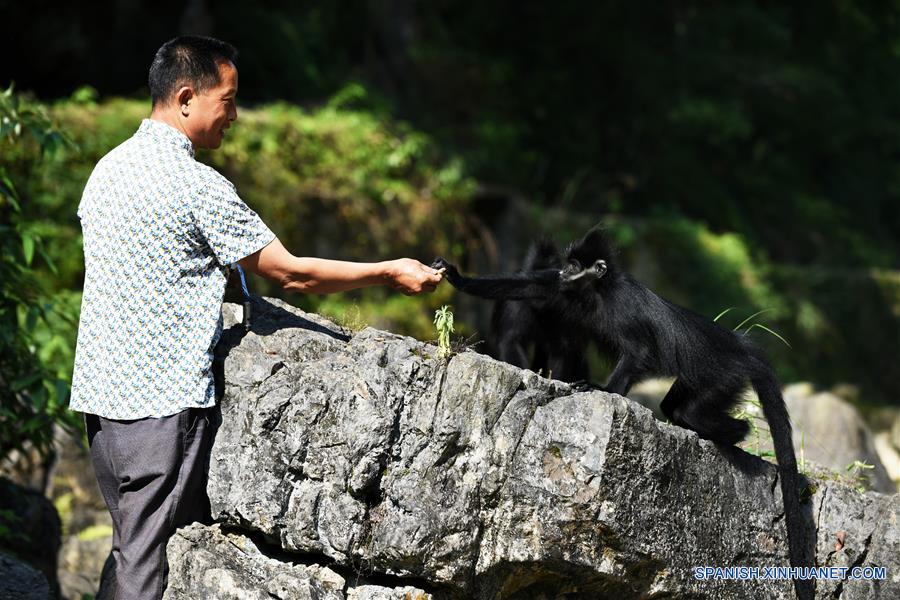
[{"xmin": 85, "ymin": 406, "xmax": 217, "ymax": 600}]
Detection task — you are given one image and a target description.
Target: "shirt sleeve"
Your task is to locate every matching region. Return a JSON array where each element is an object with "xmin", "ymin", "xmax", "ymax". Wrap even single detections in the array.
[{"xmin": 191, "ymin": 171, "xmax": 276, "ymax": 266}]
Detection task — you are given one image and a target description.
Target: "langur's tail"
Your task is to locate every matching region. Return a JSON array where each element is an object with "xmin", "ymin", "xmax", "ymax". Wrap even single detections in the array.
[{"xmin": 751, "ymin": 370, "xmax": 815, "ymax": 600}]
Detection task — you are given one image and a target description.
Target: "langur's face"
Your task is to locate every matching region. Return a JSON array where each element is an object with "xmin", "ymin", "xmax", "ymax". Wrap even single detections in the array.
[
  {"xmin": 560, "ymin": 257, "xmax": 607, "ymax": 289},
  {"xmin": 561, "ymin": 228, "xmax": 612, "ymax": 290}
]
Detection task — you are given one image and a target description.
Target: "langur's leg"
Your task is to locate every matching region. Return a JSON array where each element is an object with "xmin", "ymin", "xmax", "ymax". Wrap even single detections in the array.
[
  {"xmin": 603, "ymin": 352, "xmax": 642, "ymax": 395},
  {"xmin": 675, "ymin": 381, "xmax": 750, "ymax": 445}
]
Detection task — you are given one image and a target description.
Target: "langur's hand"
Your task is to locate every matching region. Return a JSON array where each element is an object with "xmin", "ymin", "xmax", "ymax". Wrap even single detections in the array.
[
  {"xmin": 388, "ymin": 258, "xmax": 444, "ymax": 295},
  {"xmin": 429, "ymin": 257, "xmax": 460, "ymax": 285}
]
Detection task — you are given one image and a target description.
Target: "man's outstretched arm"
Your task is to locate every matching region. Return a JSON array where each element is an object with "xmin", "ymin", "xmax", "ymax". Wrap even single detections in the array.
[{"xmin": 238, "ymin": 237, "xmax": 443, "ymax": 295}]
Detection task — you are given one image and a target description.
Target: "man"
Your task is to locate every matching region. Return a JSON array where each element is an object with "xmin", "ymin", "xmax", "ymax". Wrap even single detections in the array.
[{"xmin": 69, "ymin": 35, "xmax": 443, "ymax": 600}]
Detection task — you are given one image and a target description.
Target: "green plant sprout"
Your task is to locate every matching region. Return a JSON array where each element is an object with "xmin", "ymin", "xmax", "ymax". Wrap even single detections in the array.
[
  {"xmin": 336, "ymin": 303, "xmax": 367, "ymax": 333},
  {"xmin": 845, "ymin": 460, "xmax": 875, "ymax": 493},
  {"xmin": 434, "ymin": 305, "xmax": 455, "ymax": 358}
]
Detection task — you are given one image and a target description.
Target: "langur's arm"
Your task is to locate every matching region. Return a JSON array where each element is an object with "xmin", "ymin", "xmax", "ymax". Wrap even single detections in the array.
[{"xmin": 431, "ymin": 258, "xmax": 559, "ymax": 300}]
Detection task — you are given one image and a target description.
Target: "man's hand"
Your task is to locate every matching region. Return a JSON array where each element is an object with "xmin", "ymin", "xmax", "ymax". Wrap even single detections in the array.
[{"xmin": 387, "ymin": 258, "xmax": 444, "ymax": 295}]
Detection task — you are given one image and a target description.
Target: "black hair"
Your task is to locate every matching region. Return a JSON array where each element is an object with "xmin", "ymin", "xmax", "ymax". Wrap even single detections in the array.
[{"xmin": 148, "ymin": 35, "xmax": 238, "ymax": 107}]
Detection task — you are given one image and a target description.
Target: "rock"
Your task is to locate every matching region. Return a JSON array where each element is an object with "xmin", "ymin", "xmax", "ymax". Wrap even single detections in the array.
[
  {"xmin": 0, "ymin": 477, "xmax": 61, "ymax": 595},
  {"xmin": 781, "ymin": 386, "xmax": 894, "ymax": 493},
  {"xmin": 892, "ymin": 412, "xmax": 900, "ymax": 451},
  {"xmin": 0, "ymin": 552, "xmax": 51, "ymax": 599},
  {"xmin": 163, "ymin": 523, "xmax": 430, "ymax": 600},
  {"xmin": 873, "ymin": 433, "xmax": 900, "ymax": 492},
  {"xmin": 193, "ymin": 299, "xmax": 900, "ymax": 599},
  {"xmin": 811, "ymin": 488, "xmax": 900, "ymax": 599},
  {"xmin": 347, "ymin": 585, "xmax": 431, "ymax": 600},
  {"xmin": 163, "ymin": 522, "xmax": 345, "ymax": 599}
]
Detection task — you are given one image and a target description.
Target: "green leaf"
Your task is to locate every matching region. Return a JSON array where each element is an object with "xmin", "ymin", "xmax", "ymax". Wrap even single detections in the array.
[
  {"xmin": 0, "ymin": 172, "xmax": 21, "ymax": 211},
  {"xmin": 25, "ymin": 306, "xmax": 39, "ymax": 332},
  {"xmin": 36, "ymin": 245, "xmax": 58, "ymax": 275},
  {"xmin": 53, "ymin": 379, "xmax": 70, "ymax": 407},
  {"xmin": 32, "ymin": 386, "xmax": 48, "ymax": 410},
  {"xmin": 10, "ymin": 372, "xmax": 41, "ymax": 392},
  {"xmin": 22, "ymin": 234, "xmax": 34, "ymax": 266}
]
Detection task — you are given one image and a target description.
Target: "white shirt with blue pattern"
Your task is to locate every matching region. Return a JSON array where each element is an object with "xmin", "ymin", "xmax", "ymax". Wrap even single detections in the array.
[{"xmin": 70, "ymin": 118, "xmax": 275, "ymax": 419}]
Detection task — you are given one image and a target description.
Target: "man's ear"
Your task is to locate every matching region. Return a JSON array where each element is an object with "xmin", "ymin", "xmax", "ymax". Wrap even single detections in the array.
[{"xmin": 176, "ymin": 86, "xmax": 194, "ymax": 117}]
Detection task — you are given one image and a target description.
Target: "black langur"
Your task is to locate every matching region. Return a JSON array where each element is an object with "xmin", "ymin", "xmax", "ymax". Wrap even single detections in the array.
[
  {"xmin": 490, "ymin": 239, "xmax": 590, "ymax": 383},
  {"xmin": 432, "ymin": 227, "xmax": 814, "ymax": 600}
]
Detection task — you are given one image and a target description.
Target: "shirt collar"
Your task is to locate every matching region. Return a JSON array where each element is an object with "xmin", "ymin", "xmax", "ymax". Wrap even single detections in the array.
[{"xmin": 137, "ymin": 119, "xmax": 195, "ymax": 157}]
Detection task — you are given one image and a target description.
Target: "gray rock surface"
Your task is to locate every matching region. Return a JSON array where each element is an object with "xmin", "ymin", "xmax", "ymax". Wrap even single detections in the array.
[
  {"xmin": 0, "ymin": 477, "xmax": 60, "ymax": 596},
  {"xmin": 178, "ymin": 298, "xmax": 900, "ymax": 599},
  {"xmin": 0, "ymin": 552, "xmax": 51, "ymax": 599},
  {"xmin": 781, "ymin": 385, "xmax": 895, "ymax": 493},
  {"xmin": 892, "ymin": 412, "xmax": 900, "ymax": 452},
  {"xmin": 163, "ymin": 523, "xmax": 430, "ymax": 600},
  {"xmin": 347, "ymin": 585, "xmax": 431, "ymax": 600},
  {"xmin": 163, "ymin": 523, "xmax": 345, "ymax": 600},
  {"xmin": 873, "ymin": 433, "xmax": 900, "ymax": 490}
]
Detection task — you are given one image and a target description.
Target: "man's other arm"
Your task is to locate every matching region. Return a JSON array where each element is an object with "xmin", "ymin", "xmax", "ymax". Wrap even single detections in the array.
[{"xmin": 237, "ymin": 238, "xmax": 442, "ymax": 295}]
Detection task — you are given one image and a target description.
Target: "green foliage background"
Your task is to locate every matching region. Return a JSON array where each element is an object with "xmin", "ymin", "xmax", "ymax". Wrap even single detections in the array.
[{"xmin": 0, "ymin": 87, "xmax": 80, "ymax": 461}]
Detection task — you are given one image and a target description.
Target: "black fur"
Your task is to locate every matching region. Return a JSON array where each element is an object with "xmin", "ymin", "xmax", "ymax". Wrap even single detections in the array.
[
  {"xmin": 432, "ymin": 226, "xmax": 814, "ymax": 600},
  {"xmin": 490, "ymin": 239, "xmax": 590, "ymax": 382}
]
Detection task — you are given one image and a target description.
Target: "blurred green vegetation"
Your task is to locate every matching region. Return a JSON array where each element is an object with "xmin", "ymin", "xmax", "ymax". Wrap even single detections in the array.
[{"xmin": 0, "ymin": 86, "xmax": 80, "ymax": 462}]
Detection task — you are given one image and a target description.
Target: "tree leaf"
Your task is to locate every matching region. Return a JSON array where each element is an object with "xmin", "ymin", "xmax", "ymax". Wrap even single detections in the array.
[
  {"xmin": 22, "ymin": 234, "xmax": 34, "ymax": 266},
  {"xmin": 10, "ymin": 372, "xmax": 41, "ymax": 392}
]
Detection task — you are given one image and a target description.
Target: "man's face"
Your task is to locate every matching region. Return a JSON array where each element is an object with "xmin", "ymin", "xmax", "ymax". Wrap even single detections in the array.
[{"xmin": 185, "ymin": 60, "xmax": 238, "ymax": 150}]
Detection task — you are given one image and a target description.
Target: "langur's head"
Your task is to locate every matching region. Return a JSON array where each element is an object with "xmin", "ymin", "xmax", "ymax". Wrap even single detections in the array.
[{"xmin": 560, "ymin": 226, "xmax": 616, "ymax": 290}]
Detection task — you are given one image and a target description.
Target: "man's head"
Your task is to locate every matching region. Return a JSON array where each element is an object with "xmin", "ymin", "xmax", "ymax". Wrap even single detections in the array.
[{"xmin": 149, "ymin": 36, "xmax": 238, "ymax": 150}]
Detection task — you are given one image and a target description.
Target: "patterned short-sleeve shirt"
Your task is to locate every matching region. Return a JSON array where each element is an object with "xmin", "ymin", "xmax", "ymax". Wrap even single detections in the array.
[{"xmin": 70, "ymin": 118, "xmax": 275, "ymax": 419}]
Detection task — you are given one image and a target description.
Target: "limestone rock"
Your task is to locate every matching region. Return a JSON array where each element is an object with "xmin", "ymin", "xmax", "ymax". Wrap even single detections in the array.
[
  {"xmin": 347, "ymin": 585, "xmax": 431, "ymax": 600},
  {"xmin": 163, "ymin": 523, "xmax": 345, "ymax": 600},
  {"xmin": 0, "ymin": 477, "xmax": 61, "ymax": 595},
  {"xmin": 164, "ymin": 523, "xmax": 431, "ymax": 600},
  {"xmin": 195, "ymin": 299, "xmax": 900, "ymax": 599},
  {"xmin": 873, "ymin": 433, "xmax": 900, "ymax": 491},
  {"xmin": 0, "ymin": 552, "xmax": 51, "ymax": 599},
  {"xmin": 892, "ymin": 412, "xmax": 900, "ymax": 451},
  {"xmin": 782, "ymin": 385, "xmax": 894, "ymax": 493}
]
